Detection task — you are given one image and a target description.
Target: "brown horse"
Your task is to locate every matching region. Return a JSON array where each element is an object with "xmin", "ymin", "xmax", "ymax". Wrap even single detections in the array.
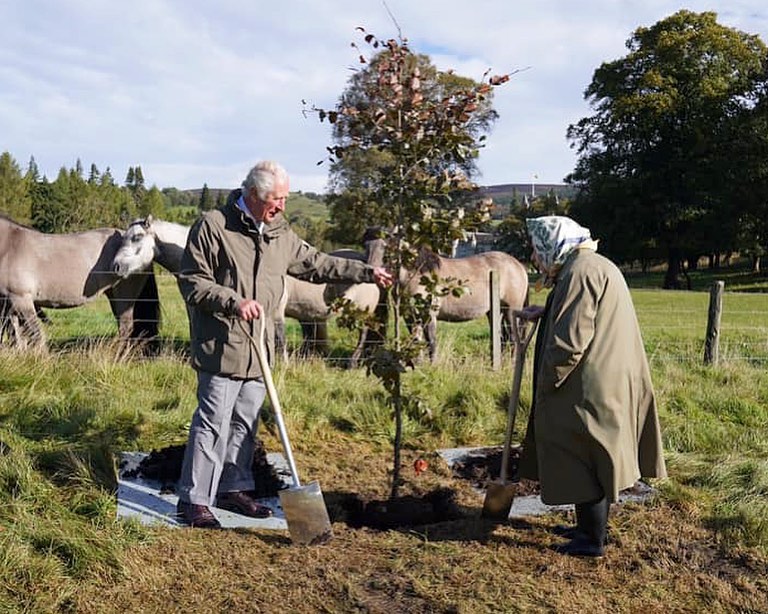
[
  {"xmin": 366, "ymin": 236, "xmax": 529, "ymax": 362},
  {"xmin": 0, "ymin": 214, "xmax": 159, "ymax": 348}
]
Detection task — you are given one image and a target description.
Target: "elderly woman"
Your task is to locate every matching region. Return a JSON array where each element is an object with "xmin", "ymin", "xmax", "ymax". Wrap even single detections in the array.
[{"xmin": 519, "ymin": 216, "xmax": 666, "ymax": 557}]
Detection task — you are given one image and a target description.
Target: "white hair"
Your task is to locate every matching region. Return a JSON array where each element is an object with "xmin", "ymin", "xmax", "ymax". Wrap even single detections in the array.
[{"xmin": 241, "ymin": 160, "xmax": 289, "ymax": 200}]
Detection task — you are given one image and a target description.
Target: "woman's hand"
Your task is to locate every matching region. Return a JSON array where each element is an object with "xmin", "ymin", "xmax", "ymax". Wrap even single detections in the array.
[{"xmin": 517, "ymin": 304, "xmax": 546, "ymax": 321}]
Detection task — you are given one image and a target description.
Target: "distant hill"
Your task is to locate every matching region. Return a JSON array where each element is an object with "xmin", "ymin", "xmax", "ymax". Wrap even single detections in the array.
[
  {"xmin": 182, "ymin": 184, "xmax": 572, "ymax": 199},
  {"xmin": 479, "ymin": 183, "xmax": 575, "ymax": 202},
  {"xmin": 179, "ymin": 183, "xmax": 574, "ymax": 221}
]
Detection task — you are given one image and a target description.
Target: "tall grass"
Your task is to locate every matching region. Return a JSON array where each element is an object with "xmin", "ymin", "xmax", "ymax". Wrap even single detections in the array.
[{"xmin": 1, "ymin": 265, "xmax": 767, "ymax": 608}]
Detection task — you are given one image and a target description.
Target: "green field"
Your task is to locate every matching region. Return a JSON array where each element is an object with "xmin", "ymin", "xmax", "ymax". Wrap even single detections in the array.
[{"xmin": 1, "ymin": 265, "xmax": 767, "ymax": 612}]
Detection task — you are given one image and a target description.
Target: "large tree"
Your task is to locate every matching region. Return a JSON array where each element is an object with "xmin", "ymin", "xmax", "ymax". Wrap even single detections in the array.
[
  {"xmin": 323, "ymin": 42, "xmax": 499, "ymax": 245},
  {"xmin": 567, "ymin": 10, "xmax": 768, "ymax": 287},
  {"xmin": 726, "ymin": 91, "xmax": 768, "ymax": 273}
]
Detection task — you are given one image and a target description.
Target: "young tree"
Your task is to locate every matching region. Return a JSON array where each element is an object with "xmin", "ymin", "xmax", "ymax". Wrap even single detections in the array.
[
  {"xmin": 567, "ymin": 10, "xmax": 768, "ymax": 288},
  {"xmin": 309, "ymin": 28, "xmax": 511, "ymax": 498}
]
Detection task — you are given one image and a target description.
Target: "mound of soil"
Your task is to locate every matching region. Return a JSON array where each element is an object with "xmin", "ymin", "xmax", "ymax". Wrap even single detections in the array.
[
  {"xmin": 449, "ymin": 446, "xmax": 540, "ymax": 496},
  {"xmin": 338, "ymin": 487, "xmax": 465, "ymax": 530},
  {"xmin": 120, "ymin": 439, "xmax": 284, "ymax": 498}
]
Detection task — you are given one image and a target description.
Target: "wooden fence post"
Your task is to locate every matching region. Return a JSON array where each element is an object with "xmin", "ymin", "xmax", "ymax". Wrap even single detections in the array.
[
  {"xmin": 489, "ymin": 270, "xmax": 501, "ymax": 371},
  {"xmin": 703, "ymin": 280, "xmax": 724, "ymax": 366}
]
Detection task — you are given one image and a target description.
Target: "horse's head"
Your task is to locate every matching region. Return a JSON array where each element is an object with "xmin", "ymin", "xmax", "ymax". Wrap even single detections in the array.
[{"xmin": 112, "ymin": 217, "xmax": 158, "ymax": 278}]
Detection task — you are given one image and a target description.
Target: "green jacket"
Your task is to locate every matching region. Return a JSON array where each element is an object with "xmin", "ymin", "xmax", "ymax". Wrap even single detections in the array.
[
  {"xmin": 178, "ymin": 190, "xmax": 376, "ymax": 378},
  {"xmin": 519, "ymin": 249, "xmax": 666, "ymax": 505}
]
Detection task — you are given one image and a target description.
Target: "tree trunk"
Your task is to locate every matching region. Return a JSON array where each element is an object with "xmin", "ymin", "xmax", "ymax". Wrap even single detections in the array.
[
  {"xmin": 664, "ymin": 247, "xmax": 684, "ymax": 289},
  {"xmin": 390, "ymin": 372, "xmax": 403, "ymax": 500}
]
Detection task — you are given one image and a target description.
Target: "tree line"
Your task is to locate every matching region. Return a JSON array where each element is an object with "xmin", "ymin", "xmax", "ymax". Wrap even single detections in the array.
[
  {"xmin": 0, "ymin": 153, "xmax": 226, "ymax": 233},
  {"xmin": 2, "ymin": 11, "xmax": 767, "ymax": 290},
  {"xmin": 320, "ymin": 10, "xmax": 768, "ymax": 288},
  {"xmin": 565, "ymin": 10, "xmax": 768, "ymax": 287}
]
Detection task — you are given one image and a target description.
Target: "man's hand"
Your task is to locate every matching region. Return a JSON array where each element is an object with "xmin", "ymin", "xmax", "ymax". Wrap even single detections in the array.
[
  {"xmin": 237, "ymin": 299, "xmax": 263, "ymax": 321},
  {"xmin": 372, "ymin": 266, "xmax": 394, "ymax": 288}
]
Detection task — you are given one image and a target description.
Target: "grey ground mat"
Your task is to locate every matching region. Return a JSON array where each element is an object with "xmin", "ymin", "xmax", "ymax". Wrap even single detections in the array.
[
  {"xmin": 117, "ymin": 451, "xmax": 291, "ymax": 530},
  {"xmin": 438, "ymin": 446, "xmax": 657, "ymax": 518}
]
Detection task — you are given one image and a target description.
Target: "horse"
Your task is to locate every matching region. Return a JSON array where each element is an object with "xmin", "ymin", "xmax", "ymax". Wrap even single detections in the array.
[
  {"xmin": 111, "ymin": 216, "xmax": 381, "ymax": 365},
  {"xmin": 112, "ymin": 215, "xmax": 190, "ymax": 278},
  {"xmin": 0, "ymin": 214, "xmax": 160, "ymax": 349},
  {"xmin": 366, "ymin": 236, "xmax": 529, "ymax": 363},
  {"xmin": 276, "ymin": 251, "xmax": 382, "ymax": 365}
]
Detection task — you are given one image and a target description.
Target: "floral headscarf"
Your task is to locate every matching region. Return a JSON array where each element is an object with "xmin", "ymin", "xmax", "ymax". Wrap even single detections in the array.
[{"xmin": 526, "ymin": 216, "xmax": 597, "ymax": 289}]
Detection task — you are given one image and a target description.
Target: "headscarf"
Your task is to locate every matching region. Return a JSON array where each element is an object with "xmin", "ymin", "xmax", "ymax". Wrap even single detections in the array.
[{"xmin": 526, "ymin": 216, "xmax": 598, "ymax": 289}]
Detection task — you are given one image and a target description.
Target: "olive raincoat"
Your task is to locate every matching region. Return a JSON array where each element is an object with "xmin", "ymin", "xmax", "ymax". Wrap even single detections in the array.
[
  {"xmin": 519, "ymin": 217, "xmax": 667, "ymax": 505},
  {"xmin": 178, "ymin": 190, "xmax": 376, "ymax": 379}
]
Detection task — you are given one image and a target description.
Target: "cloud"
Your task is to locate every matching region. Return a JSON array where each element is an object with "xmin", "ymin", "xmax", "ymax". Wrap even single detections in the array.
[{"xmin": 1, "ymin": 0, "xmax": 766, "ymax": 192}]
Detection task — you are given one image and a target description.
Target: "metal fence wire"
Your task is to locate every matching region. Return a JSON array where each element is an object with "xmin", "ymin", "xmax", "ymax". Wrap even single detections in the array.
[{"xmin": 2, "ymin": 270, "xmax": 767, "ymax": 366}]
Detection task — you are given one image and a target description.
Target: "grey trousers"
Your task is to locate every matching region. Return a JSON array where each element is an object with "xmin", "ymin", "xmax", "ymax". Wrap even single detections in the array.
[{"xmin": 177, "ymin": 371, "xmax": 267, "ymax": 506}]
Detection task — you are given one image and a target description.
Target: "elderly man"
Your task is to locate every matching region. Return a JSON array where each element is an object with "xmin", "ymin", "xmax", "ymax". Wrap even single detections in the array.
[{"xmin": 176, "ymin": 160, "xmax": 393, "ymax": 528}]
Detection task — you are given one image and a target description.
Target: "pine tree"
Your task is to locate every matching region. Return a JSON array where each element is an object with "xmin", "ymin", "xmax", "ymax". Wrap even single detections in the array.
[
  {"xmin": 88, "ymin": 163, "xmax": 100, "ymax": 185},
  {"xmin": 199, "ymin": 183, "xmax": 214, "ymax": 211},
  {"xmin": 125, "ymin": 167, "xmax": 135, "ymax": 188},
  {"xmin": 0, "ymin": 151, "xmax": 32, "ymax": 223},
  {"xmin": 25, "ymin": 156, "xmax": 40, "ymax": 183}
]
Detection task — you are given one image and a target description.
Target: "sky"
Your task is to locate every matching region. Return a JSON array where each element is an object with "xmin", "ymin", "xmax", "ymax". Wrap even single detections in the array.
[{"xmin": 1, "ymin": 1, "xmax": 767, "ymax": 194}]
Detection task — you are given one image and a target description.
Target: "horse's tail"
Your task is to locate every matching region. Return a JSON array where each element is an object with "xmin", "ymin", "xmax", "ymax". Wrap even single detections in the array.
[{"xmin": 131, "ymin": 269, "xmax": 161, "ymax": 340}]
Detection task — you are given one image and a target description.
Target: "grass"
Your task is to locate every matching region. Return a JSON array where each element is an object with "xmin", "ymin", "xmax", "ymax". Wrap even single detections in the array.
[{"xmin": 1, "ymin": 262, "xmax": 767, "ymax": 612}]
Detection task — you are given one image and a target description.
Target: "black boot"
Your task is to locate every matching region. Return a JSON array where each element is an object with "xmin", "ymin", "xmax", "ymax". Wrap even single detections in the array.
[{"xmin": 555, "ymin": 496, "xmax": 609, "ymax": 557}]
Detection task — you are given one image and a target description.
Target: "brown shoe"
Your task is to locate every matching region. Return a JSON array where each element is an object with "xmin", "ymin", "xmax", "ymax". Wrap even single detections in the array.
[
  {"xmin": 177, "ymin": 501, "xmax": 221, "ymax": 529},
  {"xmin": 217, "ymin": 491, "xmax": 273, "ymax": 518}
]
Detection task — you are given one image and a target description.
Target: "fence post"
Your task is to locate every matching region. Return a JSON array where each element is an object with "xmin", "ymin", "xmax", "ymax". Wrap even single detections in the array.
[
  {"xmin": 703, "ymin": 280, "xmax": 724, "ymax": 366},
  {"xmin": 489, "ymin": 270, "xmax": 501, "ymax": 371}
]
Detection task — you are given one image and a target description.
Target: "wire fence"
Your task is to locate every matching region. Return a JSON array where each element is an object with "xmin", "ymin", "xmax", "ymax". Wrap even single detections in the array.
[{"xmin": 2, "ymin": 270, "xmax": 768, "ymax": 367}]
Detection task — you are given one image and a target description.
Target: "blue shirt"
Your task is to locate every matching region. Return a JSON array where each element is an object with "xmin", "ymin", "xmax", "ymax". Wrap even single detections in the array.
[{"xmin": 237, "ymin": 194, "xmax": 264, "ymax": 234}]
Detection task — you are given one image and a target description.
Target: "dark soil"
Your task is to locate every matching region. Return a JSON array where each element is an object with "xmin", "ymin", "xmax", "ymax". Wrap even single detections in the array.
[
  {"xmin": 336, "ymin": 487, "xmax": 465, "ymax": 530},
  {"xmin": 449, "ymin": 445, "xmax": 540, "ymax": 496},
  {"xmin": 120, "ymin": 439, "xmax": 285, "ymax": 498},
  {"xmin": 120, "ymin": 443, "xmax": 543, "ymax": 530}
]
